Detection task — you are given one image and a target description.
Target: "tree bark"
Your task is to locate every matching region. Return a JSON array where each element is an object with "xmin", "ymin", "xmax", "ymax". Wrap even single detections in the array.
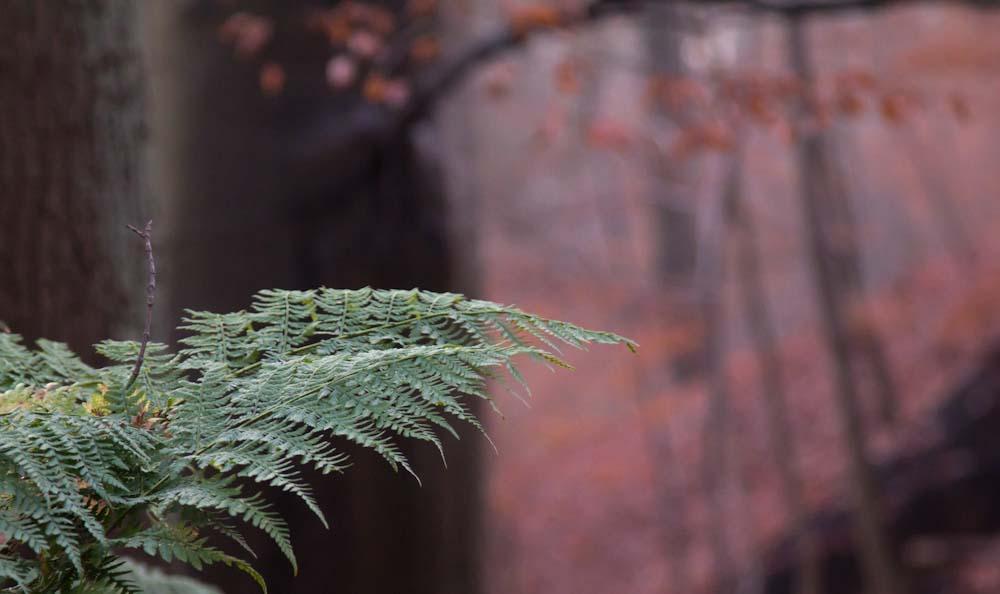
[
  {"xmin": 0, "ymin": 1, "xmax": 147, "ymax": 356},
  {"xmin": 787, "ymin": 16, "xmax": 904, "ymax": 594}
]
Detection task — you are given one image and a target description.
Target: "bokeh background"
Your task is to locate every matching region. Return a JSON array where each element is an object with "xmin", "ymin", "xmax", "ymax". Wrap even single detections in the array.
[{"xmin": 4, "ymin": 1, "xmax": 1000, "ymax": 593}]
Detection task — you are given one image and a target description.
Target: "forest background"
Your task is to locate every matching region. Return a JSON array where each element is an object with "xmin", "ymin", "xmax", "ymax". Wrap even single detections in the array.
[{"xmin": 3, "ymin": 1, "xmax": 1000, "ymax": 593}]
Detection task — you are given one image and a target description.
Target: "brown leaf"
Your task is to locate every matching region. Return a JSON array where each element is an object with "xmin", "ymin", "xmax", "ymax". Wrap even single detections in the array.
[
  {"xmin": 508, "ymin": 4, "xmax": 563, "ymax": 35},
  {"xmin": 410, "ymin": 36, "xmax": 441, "ymax": 64},
  {"xmin": 363, "ymin": 74, "xmax": 388, "ymax": 103},
  {"xmin": 836, "ymin": 90, "xmax": 865, "ymax": 116},
  {"xmin": 259, "ymin": 62, "xmax": 285, "ymax": 95}
]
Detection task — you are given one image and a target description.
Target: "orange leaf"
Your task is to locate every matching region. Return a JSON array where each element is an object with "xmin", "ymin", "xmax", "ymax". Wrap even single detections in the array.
[
  {"xmin": 410, "ymin": 36, "xmax": 441, "ymax": 64},
  {"xmin": 586, "ymin": 120, "xmax": 633, "ymax": 152},
  {"xmin": 745, "ymin": 92, "xmax": 778, "ymax": 124},
  {"xmin": 836, "ymin": 90, "xmax": 865, "ymax": 116},
  {"xmin": 879, "ymin": 93, "xmax": 907, "ymax": 124},
  {"xmin": 645, "ymin": 75, "xmax": 709, "ymax": 112},
  {"xmin": 259, "ymin": 62, "xmax": 285, "ymax": 95},
  {"xmin": 305, "ymin": 10, "xmax": 352, "ymax": 45},
  {"xmin": 363, "ymin": 74, "xmax": 388, "ymax": 103},
  {"xmin": 508, "ymin": 4, "xmax": 563, "ymax": 35},
  {"xmin": 669, "ymin": 121, "xmax": 734, "ymax": 158}
]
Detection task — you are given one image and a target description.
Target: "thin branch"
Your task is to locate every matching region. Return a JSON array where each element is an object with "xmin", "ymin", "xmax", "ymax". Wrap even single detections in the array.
[{"xmin": 124, "ymin": 221, "xmax": 156, "ymax": 394}]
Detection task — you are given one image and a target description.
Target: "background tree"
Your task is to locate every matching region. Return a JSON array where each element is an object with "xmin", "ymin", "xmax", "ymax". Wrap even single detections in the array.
[{"xmin": 145, "ymin": 2, "xmax": 477, "ymax": 592}]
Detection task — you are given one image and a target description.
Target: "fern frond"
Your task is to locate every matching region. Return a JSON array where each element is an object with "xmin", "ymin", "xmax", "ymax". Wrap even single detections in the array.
[
  {"xmin": 114, "ymin": 524, "xmax": 264, "ymax": 592},
  {"xmin": 0, "ymin": 286, "xmax": 632, "ymax": 592},
  {"xmin": 0, "ymin": 413, "xmax": 158, "ymax": 574},
  {"xmin": 152, "ymin": 476, "xmax": 296, "ymax": 575},
  {"xmin": 0, "ymin": 556, "xmax": 37, "ymax": 593},
  {"xmin": 118, "ymin": 558, "xmax": 223, "ymax": 594}
]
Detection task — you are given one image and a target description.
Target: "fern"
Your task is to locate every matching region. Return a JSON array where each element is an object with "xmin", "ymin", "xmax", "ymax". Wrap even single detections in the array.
[{"xmin": 0, "ymin": 288, "xmax": 633, "ymax": 592}]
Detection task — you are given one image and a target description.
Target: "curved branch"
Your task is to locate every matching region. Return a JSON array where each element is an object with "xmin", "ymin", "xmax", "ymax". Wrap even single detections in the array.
[{"xmin": 393, "ymin": 0, "xmax": 998, "ymax": 130}]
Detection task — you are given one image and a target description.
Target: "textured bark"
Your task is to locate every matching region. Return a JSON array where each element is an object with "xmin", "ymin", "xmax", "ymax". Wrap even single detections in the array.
[
  {"xmin": 788, "ymin": 17, "xmax": 904, "ymax": 594},
  {"xmin": 0, "ymin": 2, "xmax": 147, "ymax": 356}
]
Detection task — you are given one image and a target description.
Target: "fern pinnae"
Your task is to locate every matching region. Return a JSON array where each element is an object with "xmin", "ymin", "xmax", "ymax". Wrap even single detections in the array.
[{"xmin": 0, "ymin": 287, "xmax": 632, "ymax": 592}]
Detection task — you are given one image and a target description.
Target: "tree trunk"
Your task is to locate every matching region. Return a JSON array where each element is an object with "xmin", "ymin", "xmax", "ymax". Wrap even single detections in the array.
[
  {"xmin": 145, "ymin": 3, "xmax": 479, "ymax": 593},
  {"xmin": 732, "ymin": 157, "xmax": 822, "ymax": 594},
  {"xmin": 816, "ymin": 135, "xmax": 900, "ymax": 425},
  {"xmin": 0, "ymin": 1, "xmax": 147, "ymax": 356},
  {"xmin": 898, "ymin": 125, "xmax": 977, "ymax": 265},
  {"xmin": 787, "ymin": 16, "xmax": 904, "ymax": 594},
  {"xmin": 699, "ymin": 155, "xmax": 738, "ymax": 593}
]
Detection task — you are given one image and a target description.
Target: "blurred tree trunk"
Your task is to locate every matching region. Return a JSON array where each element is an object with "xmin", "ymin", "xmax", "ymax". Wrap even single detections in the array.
[
  {"xmin": 0, "ymin": 2, "xmax": 147, "ymax": 356},
  {"xmin": 699, "ymin": 156, "xmax": 738, "ymax": 593},
  {"xmin": 732, "ymin": 155, "xmax": 822, "ymax": 594},
  {"xmin": 819, "ymin": 138, "xmax": 900, "ymax": 425},
  {"xmin": 787, "ymin": 16, "xmax": 904, "ymax": 594},
  {"xmin": 642, "ymin": 8, "xmax": 696, "ymax": 591},
  {"xmin": 647, "ymin": 5, "xmax": 698, "ymax": 287},
  {"xmin": 898, "ymin": 125, "xmax": 977, "ymax": 264},
  {"xmin": 780, "ymin": 22, "xmax": 900, "ymax": 427},
  {"xmin": 145, "ymin": 3, "xmax": 478, "ymax": 593}
]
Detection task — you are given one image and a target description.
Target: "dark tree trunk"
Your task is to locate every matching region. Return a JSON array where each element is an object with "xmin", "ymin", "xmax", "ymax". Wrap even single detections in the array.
[
  {"xmin": 0, "ymin": 1, "xmax": 147, "ymax": 356},
  {"xmin": 647, "ymin": 5, "xmax": 698, "ymax": 288},
  {"xmin": 700, "ymin": 158, "xmax": 738, "ymax": 593},
  {"xmin": 732, "ymin": 157, "xmax": 822, "ymax": 594},
  {"xmin": 816, "ymin": 137, "xmax": 900, "ymax": 426},
  {"xmin": 787, "ymin": 17, "xmax": 904, "ymax": 594},
  {"xmin": 148, "ymin": 3, "xmax": 479, "ymax": 593},
  {"xmin": 631, "ymin": 9, "xmax": 700, "ymax": 590}
]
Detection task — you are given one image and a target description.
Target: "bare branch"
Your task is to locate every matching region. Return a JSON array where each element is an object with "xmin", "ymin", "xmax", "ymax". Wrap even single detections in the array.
[
  {"xmin": 394, "ymin": 0, "xmax": 999, "ymax": 129},
  {"xmin": 124, "ymin": 220, "xmax": 156, "ymax": 394}
]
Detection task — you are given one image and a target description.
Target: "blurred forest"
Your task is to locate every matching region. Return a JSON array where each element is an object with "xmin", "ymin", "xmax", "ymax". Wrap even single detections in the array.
[{"xmin": 3, "ymin": 0, "xmax": 1000, "ymax": 593}]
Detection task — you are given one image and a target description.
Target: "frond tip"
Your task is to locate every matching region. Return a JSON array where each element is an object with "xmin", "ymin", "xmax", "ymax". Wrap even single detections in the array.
[{"xmin": 0, "ymin": 287, "xmax": 633, "ymax": 592}]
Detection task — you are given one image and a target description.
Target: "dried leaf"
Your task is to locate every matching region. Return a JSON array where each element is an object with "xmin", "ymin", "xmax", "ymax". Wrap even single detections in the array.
[
  {"xmin": 509, "ymin": 4, "xmax": 563, "ymax": 35},
  {"xmin": 259, "ymin": 62, "xmax": 285, "ymax": 95}
]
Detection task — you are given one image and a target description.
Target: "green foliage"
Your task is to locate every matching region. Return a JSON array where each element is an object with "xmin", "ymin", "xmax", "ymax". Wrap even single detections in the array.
[
  {"xmin": 0, "ymin": 288, "xmax": 633, "ymax": 592},
  {"xmin": 117, "ymin": 560, "xmax": 223, "ymax": 594}
]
